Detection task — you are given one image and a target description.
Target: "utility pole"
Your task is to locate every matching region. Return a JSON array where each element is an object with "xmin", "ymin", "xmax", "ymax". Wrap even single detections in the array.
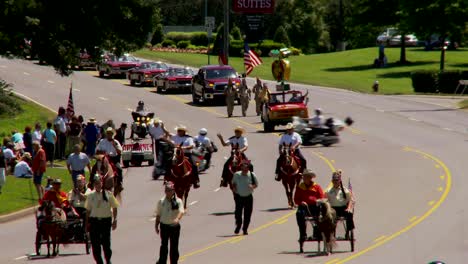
[
  {"xmin": 223, "ymin": 0, "xmax": 229, "ymax": 65},
  {"xmin": 205, "ymin": 0, "xmax": 210, "ymax": 64}
]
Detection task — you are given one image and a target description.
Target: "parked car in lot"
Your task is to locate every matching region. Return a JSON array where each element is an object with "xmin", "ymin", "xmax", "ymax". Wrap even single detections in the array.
[
  {"xmin": 127, "ymin": 61, "xmax": 168, "ymax": 86},
  {"xmin": 191, "ymin": 65, "xmax": 241, "ymax": 104},
  {"xmin": 154, "ymin": 67, "xmax": 194, "ymax": 93},
  {"xmin": 422, "ymin": 34, "xmax": 453, "ymax": 50},
  {"xmin": 97, "ymin": 54, "xmax": 140, "ymax": 78},
  {"xmin": 377, "ymin": 28, "xmax": 418, "ymax": 46}
]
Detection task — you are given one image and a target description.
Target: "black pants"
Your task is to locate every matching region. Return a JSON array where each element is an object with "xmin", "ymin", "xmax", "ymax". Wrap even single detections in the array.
[
  {"xmin": 333, "ymin": 206, "xmax": 355, "ymax": 231},
  {"xmin": 204, "ymin": 151, "xmax": 212, "ymax": 169},
  {"xmin": 56, "ymin": 133, "xmax": 66, "ymax": 159},
  {"xmin": 296, "ymin": 204, "xmax": 319, "ymax": 241},
  {"xmin": 89, "ymin": 217, "xmax": 112, "ymax": 264},
  {"xmin": 43, "ymin": 142, "xmax": 55, "ymax": 162},
  {"xmin": 234, "ymin": 193, "xmax": 253, "ymax": 232},
  {"xmin": 222, "ymin": 153, "xmax": 252, "ymax": 181},
  {"xmin": 158, "ymin": 223, "xmax": 181, "ymax": 264},
  {"xmin": 185, "ymin": 153, "xmax": 199, "ymax": 184},
  {"xmin": 275, "ymin": 149, "xmax": 307, "ymax": 174},
  {"xmin": 109, "ymin": 155, "xmax": 123, "ymax": 185}
]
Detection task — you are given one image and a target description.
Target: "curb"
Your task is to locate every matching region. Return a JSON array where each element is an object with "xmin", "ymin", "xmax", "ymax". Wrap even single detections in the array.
[{"xmin": 0, "ymin": 205, "xmax": 38, "ymax": 224}]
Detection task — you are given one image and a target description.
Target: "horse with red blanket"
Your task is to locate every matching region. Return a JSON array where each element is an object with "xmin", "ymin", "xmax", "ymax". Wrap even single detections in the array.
[
  {"xmin": 165, "ymin": 145, "xmax": 192, "ymax": 209},
  {"xmin": 278, "ymin": 143, "xmax": 302, "ymax": 208}
]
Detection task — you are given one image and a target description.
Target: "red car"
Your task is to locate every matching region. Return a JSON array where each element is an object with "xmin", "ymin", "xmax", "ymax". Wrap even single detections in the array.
[
  {"xmin": 97, "ymin": 54, "xmax": 141, "ymax": 78},
  {"xmin": 154, "ymin": 67, "xmax": 194, "ymax": 93},
  {"xmin": 127, "ymin": 61, "xmax": 168, "ymax": 86},
  {"xmin": 191, "ymin": 65, "xmax": 241, "ymax": 104}
]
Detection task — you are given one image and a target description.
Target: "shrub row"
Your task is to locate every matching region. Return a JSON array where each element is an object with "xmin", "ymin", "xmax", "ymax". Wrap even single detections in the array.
[
  {"xmin": 411, "ymin": 70, "xmax": 468, "ymax": 93},
  {"xmin": 228, "ymin": 40, "xmax": 286, "ymax": 57},
  {"xmin": 165, "ymin": 32, "xmax": 214, "ymax": 46}
]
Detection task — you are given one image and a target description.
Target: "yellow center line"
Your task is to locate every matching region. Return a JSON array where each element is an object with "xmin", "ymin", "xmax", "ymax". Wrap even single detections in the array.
[
  {"xmin": 374, "ymin": 235, "xmax": 387, "ymax": 242},
  {"xmin": 334, "ymin": 147, "xmax": 452, "ymax": 263},
  {"xmin": 325, "ymin": 258, "xmax": 341, "ymax": 264},
  {"xmin": 409, "ymin": 216, "xmax": 418, "ymax": 222}
]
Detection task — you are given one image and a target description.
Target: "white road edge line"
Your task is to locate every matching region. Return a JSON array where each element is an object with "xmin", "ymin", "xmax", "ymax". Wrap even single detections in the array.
[
  {"xmin": 13, "ymin": 91, "xmax": 55, "ymax": 113},
  {"xmin": 99, "ymin": 97, "xmax": 108, "ymax": 101},
  {"xmin": 73, "ymin": 88, "xmax": 80, "ymax": 91},
  {"xmin": 23, "ymin": 72, "xmax": 30, "ymax": 75},
  {"xmin": 189, "ymin": 201, "xmax": 198, "ymax": 206},
  {"xmin": 14, "ymin": 256, "xmax": 27, "ymax": 260},
  {"xmin": 214, "ymin": 188, "xmax": 220, "ymax": 192},
  {"xmin": 408, "ymin": 117, "xmax": 420, "ymax": 122},
  {"xmin": 47, "ymin": 80, "xmax": 55, "ymax": 84},
  {"xmin": 443, "ymin": 127, "xmax": 453, "ymax": 131},
  {"xmin": 376, "ymin": 109, "xmax": 385, "ymax": 112}
]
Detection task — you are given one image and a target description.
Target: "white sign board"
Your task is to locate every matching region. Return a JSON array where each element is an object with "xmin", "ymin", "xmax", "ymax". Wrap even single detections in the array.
[{"xmin": 205, "ymin": 16, "xmax": 215, "ymax": 30}]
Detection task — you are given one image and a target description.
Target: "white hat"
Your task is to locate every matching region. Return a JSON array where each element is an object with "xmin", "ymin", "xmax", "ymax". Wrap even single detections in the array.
[
  {"xmin": 199, "ymin": 128, "xmax": 208, "ymax": 135},
  {"xmin": 106, "ymin": 127, "xmax": 115, "ymax": 134},
  {"xmin": 174, "ymin": 125, "xmax": 187, "ymax": 132},
  {"xmin": 153, "ymin": 117, "xmax": 161, "ymax": 124},
  {"xmin": 285, "ymin": 122, "xmax": 295, "ymax": 130}
]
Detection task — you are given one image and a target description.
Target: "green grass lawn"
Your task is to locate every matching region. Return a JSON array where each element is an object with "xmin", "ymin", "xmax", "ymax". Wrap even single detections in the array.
[
  {"xmin": 458, "ymin": 99, "xmax": 468, "ymax": 109},
  {"xmin": 134, "ymin": 47, "xmax": 468, "ymax": 94},
  {"xmin": 0, "ymin": 96, "xmax": 55, "ymax": 138},
  {"xmin": 0, "ymin": 167, "xmax": 76, "ymax": 215}
]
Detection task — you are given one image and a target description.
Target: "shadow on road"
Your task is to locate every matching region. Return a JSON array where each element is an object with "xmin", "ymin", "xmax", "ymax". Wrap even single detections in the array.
[
  {"xmin": 217, "ymin": 234, "xmax": 240, "ymax": 238},
  {"xmin": 304, "ymin": 250, "xmax": 350, "ymax": 258},
  {"xmin": 28, "ymin": 252, "xmax": 83, "ymax": 261},
  {"xmin": 392, "ymin": 108, "xmax": 457, "ymax": 113},
  {"xmin": 262, "ymin": 207, "xmax": 292, "ymax": 212},
  {"xmin": 210, "ymin": 211, "xmax": 234, "ymax": 216}
]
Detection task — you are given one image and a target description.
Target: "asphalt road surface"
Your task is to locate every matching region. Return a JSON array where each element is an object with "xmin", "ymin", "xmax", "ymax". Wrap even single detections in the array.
[{"xmin": 0, "ymin": 57, "xmax": 467, "ymax": 264}]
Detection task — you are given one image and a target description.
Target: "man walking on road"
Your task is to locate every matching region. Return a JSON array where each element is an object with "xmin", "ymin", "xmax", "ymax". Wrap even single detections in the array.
[
  {"xmin": 224, "ymin": 78, "xmax": 237, "ymax": 118},
  {"xmin": 155, "ymin": 181, "xmax": 184, "ymax": 264},
  {"xmin": 239, "ymin": 78, "xmax": 251, "ymax": 117},
  {"xmin": 67, "ymin": 144, "xmax": 91, "ymax": 187},
  {"xmin": 252, "ymin": 77, "xmax": 263, "ymax": 116},
  {"xmin": 86, "ymin": 174, "xmax": 119, "ymax": 264},
  {"xmin": 232, "ymin": 160, "xmax": 258, "ymax": 235}
]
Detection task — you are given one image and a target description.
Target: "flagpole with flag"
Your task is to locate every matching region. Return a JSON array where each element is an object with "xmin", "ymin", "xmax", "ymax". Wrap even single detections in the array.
[
  {"xmin": 243, "ymin": 41, "xmax": 262, "ymax": 76},
  {"xmin": 66, "ymin": 82, "xmax": 75, "ymax": 118}
]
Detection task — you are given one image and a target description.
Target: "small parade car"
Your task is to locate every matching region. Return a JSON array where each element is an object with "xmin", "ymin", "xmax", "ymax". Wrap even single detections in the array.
[
  {"xmin": 154, "ymin": 67, "xmax": 194, "ymax": 93},
  {"xmin": 128, "ymin": 61, "xmax": 168, "ymax": 86},
  {"xmin": 97, "ymin": 54, "xmax": 140, "ymax": 78},
  {"xmin": 261, "ymin": 90, "xmax": 309, "ymax": 132},
  {"xmin": 122, "ymin": 141, "xmax": 154, "ymax": 167}
]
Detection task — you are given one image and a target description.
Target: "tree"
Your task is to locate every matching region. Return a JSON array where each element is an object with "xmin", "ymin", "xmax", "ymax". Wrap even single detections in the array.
[
  {"xmin": 273, "ymin": 26, "xmax": 291, "ymax": 47},
  {"xmin": 0, "ymin": 0, "xmax": 159, "ymax": 76}
]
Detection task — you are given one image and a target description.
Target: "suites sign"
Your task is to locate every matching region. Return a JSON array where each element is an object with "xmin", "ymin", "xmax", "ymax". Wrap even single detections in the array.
[{"xmin": 232, "ymin": 0, "xmax": 275, "ymax": 14}]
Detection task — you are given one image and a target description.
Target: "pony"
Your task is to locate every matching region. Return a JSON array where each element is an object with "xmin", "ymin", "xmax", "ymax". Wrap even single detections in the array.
[
  {"xmin": 317, "ymin": 199, "xmax": 337, "ymax": 255},
  {"xmin": 166, "ymin": 145, "xmax": 192, "ymax": 209},
  {"xmin": 223, "ymin": 143, "xmax": 244, "ymax": 190},
  {"xmin": 37, "ymin": 200, "xmax": 66, "ymax": 257},
  {"xmin": 278, "ymin": 143, "xmax": 301, "ymax": 208}
]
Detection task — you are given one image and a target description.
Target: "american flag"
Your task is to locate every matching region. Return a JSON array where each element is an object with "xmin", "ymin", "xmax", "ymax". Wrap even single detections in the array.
[
  {"xmin": 218, "ymin": 48, "xmax": 227, "ymax": 66},
  {"xmin": 66, "ymin": 83, "xmax": 75, "ymax": 118},
  {"xmin": 244, "ymin": 41, "xmax": 262, "ymax": 76},
  {"xmin": 348, "ymin": 177, "xmax": 353, "ymax": 192}
]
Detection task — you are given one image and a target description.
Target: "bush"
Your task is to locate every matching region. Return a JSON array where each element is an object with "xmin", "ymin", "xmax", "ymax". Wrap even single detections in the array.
[
  {"xmin": 177, "ymin": 40, "xmax": 191, "ymax": 49},
  {"xmin": 230, "ymin": 26, "xmax": 243, "ymax": 41},
  {"xmin": 438, "ymin": 70, "xmax": 461, "ymax": 93},
  {"xmin": 0, "ymin": 79, "xmax": 22, "ymax": 116},
  {"xmin": 411, "ymin": 70, "xmax": 438, "ymax": 93},
  {"xmin": 165, "ymin": 32, "xmax": 192, "ymax": 43},
  {"xmin": 289, "ymin": 47, "xmax": 302, "ymax": 56},
  {"xmin": 161, "ymin": 39, "xmax": 175, "ymax": 47},
  {"xmin": 191, "ymin": 32, "xmax": 209, "ymax": 46},
  {"xmin": 255, "ymin": 40, "xmax": 286, "ymax": 57},
  {"xmin": 151, "ymin": 24, "xmax": 164, "ymax": 46},
  {"xmin": 273, "ymin": 26, "xmax": 290, "ymax": 47}
]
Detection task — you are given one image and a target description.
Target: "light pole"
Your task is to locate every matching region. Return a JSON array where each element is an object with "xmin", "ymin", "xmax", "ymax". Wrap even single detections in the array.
[
  {"xmin": 205, "ymin": 0, "xmax": 210, "ymax": 64},
  {"xmin": 223, "ymin": 0, "xmax": 229, "ymax": 65}
]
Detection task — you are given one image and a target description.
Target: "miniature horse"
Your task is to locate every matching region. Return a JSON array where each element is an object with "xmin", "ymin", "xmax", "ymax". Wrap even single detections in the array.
[
  {"xmin": 37, "ymin": 200, "xmax": 66, "ymax": 257},
  {"xmin": 317, "ymin": 199, "xmax": 337, "ymax": 255},
  {"xmin": 278, "ymin": 143, "xmax": 301, "ymax": 208},
  {"xmin": 166, "ymin": 145, "xmax": 192, "ymax": 209}
]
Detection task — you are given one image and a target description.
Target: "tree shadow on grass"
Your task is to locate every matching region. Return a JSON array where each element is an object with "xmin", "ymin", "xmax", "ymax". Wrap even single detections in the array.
[
  {"xmin": 376, "ymin": 71, "xmax": 412, "ymax": 79},
  {"xmin": 324, "ymin": 61, "xmax": 435, "ymax": 72},
  {"xmin": 450, "ymin": 63, "xmax": 468, "ymax": 68}
]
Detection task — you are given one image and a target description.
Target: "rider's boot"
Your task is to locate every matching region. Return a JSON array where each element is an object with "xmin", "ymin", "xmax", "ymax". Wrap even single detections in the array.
[
  {"xmin": 275, "ymin": 174, "xmax": 281, "ymax": 182},
  {"xmin": 193, "ymin": 181, "xmax": 200, "ymax": 189}
]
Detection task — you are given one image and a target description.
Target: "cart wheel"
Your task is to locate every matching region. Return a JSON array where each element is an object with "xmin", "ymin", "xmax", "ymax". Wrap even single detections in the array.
[
  {"xmin": 123, "ymin": 161, "xmax": 130, "ymax": 168},
  {"xmin": 350, "ymin": 230, "xmax": 355, "ymax": 252},
  {"xmin": 35, "ymin": 232, "xmax": 41, "ymax": 256},
  {"xmin": 148, "ymin": 159, "xmax": 154, "ymax": 166}
]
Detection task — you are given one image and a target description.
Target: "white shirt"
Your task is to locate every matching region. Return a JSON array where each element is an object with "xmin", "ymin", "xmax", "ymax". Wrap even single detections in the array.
[
  {"xmin": 96, "ymin": 139, "xmax": 123, "ymax": 157},
  {"xmin": 279, "ymin": 132, "xmax": 302, "ymax": 147},
  {"xmin": 194, "ymin": 135, "xmax": 211, "ymax": 149},
  {"xmin": 326, "ymin": 186, "xmax": 352, "ymax": 207},
  {"xmin": 310, "ymin": 115, "xmax": 324, "ymax": 127},
  {"xmin": 32, "ymin": 130, "xmax": 42, "ymax": 142},
  {"xmin": 3, "ymin": 148, "xmax": 14, "ymax": 160},
  {"xmin": 171, "ymin": 135, "xmax": 194, "ymax": 153},
  {"xmin": 155, "ymin": 196, "xmax": 184, "ymax": 225},
  {"xmin": 14, "ymin": 161, "xmax": 32, "ymax": 177},
  {"xmin": 54, "ymin": 116, "xmax": 68, "ymax": 133},
  {"xmin": 149, "ymin": 123, "xmax": 165, "ymax": 139},
  {"xmin": 225, "ymin": 136, "xmax": 248, "ymax": 149}
]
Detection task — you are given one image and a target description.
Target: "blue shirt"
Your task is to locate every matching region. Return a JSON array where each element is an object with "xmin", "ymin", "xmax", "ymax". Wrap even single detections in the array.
[
  {"xmin": 43, "ymin": 129, "xmax": 56, "ymax": 144},
  {"xmin": 12, "ymin": 132, "xmax": 23, "ymax": 143},
  {"xmin": 84, "ymin": 124, "xmax": 99, "ymax": 142}
]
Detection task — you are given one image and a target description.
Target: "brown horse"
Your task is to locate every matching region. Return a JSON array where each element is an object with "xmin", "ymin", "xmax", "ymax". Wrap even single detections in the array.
[
  {"xmin": 91, "ymin": 154, "xmax": 122, "ymax": 197},
  {"xmin": 165, "ymin": 146, "xmax": 192, "ymax": 209},
  {"xmin": 37, "ymin": 200, "xmax": 66, "ymax": 257},
  {"xmin": 224, "ymin": 143, "xmax": 244, "ymax": 190},
  {"xmin": 278, "ymin": 143, "xmax": 301, "ymax": 208},
  {"xmin": 317, "ymin": 199, "xmax": 337, "ymax": 255}
]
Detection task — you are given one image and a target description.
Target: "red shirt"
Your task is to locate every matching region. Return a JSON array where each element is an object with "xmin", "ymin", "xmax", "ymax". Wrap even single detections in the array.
[
  {"xmin": 294, "ymin": 182, "xmax": 325, "ymax": 206},
  {"xmin": 32, "ymin": 148, "xmax": 46, "ymax": 173},
  {"xmin": 42, "ymin": 189, "xmax": 69, "ymax": 208}
]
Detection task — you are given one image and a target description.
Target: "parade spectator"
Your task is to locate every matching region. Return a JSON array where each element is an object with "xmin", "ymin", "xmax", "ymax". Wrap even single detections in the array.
[
  {"xmin": 14, "ymin": 153, "xmax": 33, "ymax": 178},
  {"xmin": 232, "ymin": 160, "xmax": 258, "ymax": 235},
  {"xmin": 0, "ymin": 147, "xmax": 6, "ymax": 194},
  {"xmin": 100, "ymin": 120, "xmax": 115, "ymax": 136},
  {"xmin": 155, "ymin": 181, "xmax": 184, "ymax": 264},
  {"xmin": 32, "ymin": 141, "xmax": 47, "ymax": 199},
  {"xmin": 54, "ymin": 106, "xmax": 68, "ymax": 160},
  {"xmin": 114, "ymin": 123, "xmax": 127, "ymax": 145},
  {"xmin": 67, "ymin": 144, "xmax": 91, "ymax": 187},
  {"xmin": 68, "ymin": 174, "xmax": 90, "ymax": 217},
  {"xmin": 86, "ymin": 174, "xmax": 119, "ymax": 264},
  {"xmin": 3, "ymin": 142, "xmax": 16, "ymax": 174},
  {"xmin": 23, "ymin": 126, "xmax": 33, "ymax": 154},
  {"xmin": 11, "ymin": 129, "xmax": 23, "ymax": 143},
  {"xmin": 44, "ymin": 176, "xmax": 54, "ymax": 192},
  {"xmin": 67, "ymin": 116, "xmax": 82, "ymax": 155},
  {"xmin": 31, "ymin": 123, "xmax": 42, "ymax": 144},
  {"xmin": 84, "ymin": 118, "xmax": 99, "ymax": 157},
  {"xmin": 43, "ymin": 122, "xmax": 57, "ymax": 167}
]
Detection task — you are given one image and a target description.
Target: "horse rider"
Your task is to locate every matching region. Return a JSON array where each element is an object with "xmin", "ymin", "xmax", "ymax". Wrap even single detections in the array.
[
  {"xmin": 96, "ymin": 127, "xmax": 123, "ymax": 189},
  {"xmin": 164, "ymin": 125, "xmax": 200, "ymax": 189},
  {"xmin": 238, "ymin": 77, "xmax": 251, "ymax": 117},
  {"xmin": 309, "ymin": 108, "xmax": 325, "ymax": 128},
  {"xmin": 325, "ymin": 171, "xmax": 355, "ymax": 234},
  {"xmin": 217, "ymin": 126, "xmax": 251, "ymax": 187},
  {"xmin": 294, "ymin": 169, "xmax": 325, "ymax": 242},
  {"xmin": 251, "ymin": 77, "xmax": 263, "ymax": 116},
  {"xmin": 149, "ymin": 117, "xmax": 169, "ymax": 160},
  {"xmin": 41, "ymin": 178, "xmax": 78, "ymax": 218},
  {"xmin": 194, "ymin": 128, "xmax": 215, "ymax": 171},
  {"xmin": 224, "ymin": 78, "xmax": 237, "ymax": 118},
  {"xmin": 275, "ymin": 123, "xmax": 307, "ymax": 181}
]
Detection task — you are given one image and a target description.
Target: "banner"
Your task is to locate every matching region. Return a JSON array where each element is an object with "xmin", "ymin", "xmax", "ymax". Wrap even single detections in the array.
[{"xmin": 232, "ymin": 0, "xmax": 275, "ymax": 14}]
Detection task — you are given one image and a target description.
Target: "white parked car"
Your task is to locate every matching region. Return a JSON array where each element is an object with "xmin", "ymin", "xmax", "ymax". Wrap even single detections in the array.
[{"xmin": 377, "ymin": 28, "xmax": 418, "ymax": 47}]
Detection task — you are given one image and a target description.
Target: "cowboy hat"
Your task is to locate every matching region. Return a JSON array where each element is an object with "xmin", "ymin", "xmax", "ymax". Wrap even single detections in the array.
[
  {"xmin": 88, "ymin": 118, "xmax": 97, "ymax": 123},
  {"xmin": 174, "ymin": 125, "xmax": 187, "ymax": 132},
  {"xmin": 105, "ymin": 127, "xmax": 115, "ymax": 134},
  {"xmin": 234, "ymin": 126, "xmax": 245, "ymax": 133},
  {"xmin": 302, "ymin": 169, "xmax": 316, "ymax": 178},
  {"xmin": 52, "ymin": 178, "xmax": 62, "ymax": 184},
  {"xmin": 285, "ymin": 122, "xmax": 295, "ymax": 130},
  {"xmin": 153, "ymin": 117, "xmax": 161, "ymax": 124}
]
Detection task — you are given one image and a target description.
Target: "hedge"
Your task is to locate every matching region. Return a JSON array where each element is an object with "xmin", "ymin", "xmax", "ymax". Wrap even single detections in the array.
[
  {"xmin": 161, "ymin": 39, "xmax": 175, "ymax": 47},
  {"xmin": 411, "ymin": 70, "xmax": 438, "ymax": 93},
  {"xmin": 177, "ymin": 40, "xmax": 190, "ymax": 49},
  {"xmin": 438, "ymin": 70, "xmax": 461, "ymax": 93},
  {"xmin": 229, "ymin": 40, "xmax": 286, "ymax": 57},
  {"xmin": 411, "ymin": 70, "xmax": 468, "ymax": 94},
  {"xmin": 164, "ymin": 31, "xmax": 215, "ymax": 47}
]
